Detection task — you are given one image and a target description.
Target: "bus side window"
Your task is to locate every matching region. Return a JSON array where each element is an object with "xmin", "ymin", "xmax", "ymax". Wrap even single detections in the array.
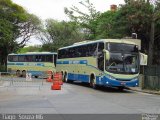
[
  {"xmin": 28, "ymin": 55, "xmax": 34, "ymax": 62},
  {"xmin": 24, "ymin": 55, "xmax": 31, "ymax": 62},
  {"xmin": 8, "ymin": 55, "xmax": 13, "ymax": 62},
  {"xmin": 46, "ymin": 55, "xmax": 53, "ymax": 62},
  {"xmin": 59, "ymin": 49, "xmax": 65, "ymax": 59},
  {"xmin": 35, "ymin": 55, "xmax": 40, "ymax": 62},
  {"xmin": 38, "ymin": 55, "xmax": 45, "ymax": 62},
  {"xmin": 41, "ymin": 55, "xmax": 45, "ymax": 62},
  {"xmin": 68, "ymin": 48, "xmax": 75, "ymax": 58},
  {"xmin": 76, "ymin": 46, "xmax": 82, "ymax": 57},
  {"xmin": 87, "ymin": 43, "xmax": 97, "ymax": 57},
  {"xmin": 82, "ymin": 45, "xmax": 87, "ymax": 57},
  {"xmin": 18, "ymin": 55, "xmax": 25, "ymax": 62},
  {"xmin": 13, "ymin": 55, "xmax": 18, "ymax": 62}
]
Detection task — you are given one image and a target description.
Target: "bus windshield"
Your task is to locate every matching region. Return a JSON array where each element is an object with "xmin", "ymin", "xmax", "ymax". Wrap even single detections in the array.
[
  {"xmin": 108, "ymin": 43, "xmax": 139, "ymax": 52},
  {"xmin": 106, "ymin": 53, "xmax": 139, "ymax": 74},
  {"xmin": 105, "ymin": 43, "xmax": 139, "ymax": 74}
]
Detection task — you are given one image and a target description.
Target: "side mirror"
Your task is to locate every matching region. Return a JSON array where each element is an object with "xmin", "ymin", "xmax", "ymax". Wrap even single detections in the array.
[
  {"xmin": 139, "ymin": 52, "xmax": 148, "ymax": 65},
  {"xmin": 103, "ymin": 49, "xmax": 110, "ymax": 60}
]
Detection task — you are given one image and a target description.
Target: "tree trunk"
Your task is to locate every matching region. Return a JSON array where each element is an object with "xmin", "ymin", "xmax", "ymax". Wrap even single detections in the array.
[{"xmin": 148, "ymin": 21, "xmax": 155, "ymax": 66}]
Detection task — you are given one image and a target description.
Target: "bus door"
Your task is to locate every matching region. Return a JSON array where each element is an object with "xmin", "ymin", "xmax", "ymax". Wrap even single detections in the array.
[
  {"xmin": 53, "ymin": 54, "xmax": 57, "ymax": 67},
  {"xmin": 97, "ymin": 42, "xmax": 104, "ymax": 71}
]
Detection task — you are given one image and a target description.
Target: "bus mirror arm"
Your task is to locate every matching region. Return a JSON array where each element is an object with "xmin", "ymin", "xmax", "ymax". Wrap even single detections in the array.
[{"xmin": 103, "ymin": 49, "xmax": 110, "ymax": 60}]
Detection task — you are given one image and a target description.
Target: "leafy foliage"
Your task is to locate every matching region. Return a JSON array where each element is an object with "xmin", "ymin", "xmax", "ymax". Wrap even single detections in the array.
[
  {"xmin": 64, "ymin": 0, "xmax": 100, "ymax": 39},
  {"xmin": 38, "ymin": 19, "xmax": 84, "ymax": 51},
  {"xmin": 95, "ymin": 11, "xmax": 120, "ymax": 39},
  {"xmin": 110, "ymin": 0, "xmax": 160, "ymax": 65},
  {"xmin": 114, "ymin": 0, "xmax": 153, "ymax": 52},
  {"xmin": 64, "ymin": 0, "xmax": 160, "ymax": 65},
  {"xmin": 18, "ymin": 45, "xmax": 41, "ymax": 53},
  {"xmin": 0, "ymin": 0, "xmax": 41, "ymax": 69}
]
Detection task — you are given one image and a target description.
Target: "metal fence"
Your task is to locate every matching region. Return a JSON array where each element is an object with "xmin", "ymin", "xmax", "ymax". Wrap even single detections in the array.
[
  {"xmin": 0, "ymin": 72, "xmax": 44, "ymax": 90},
  {"xmin": 141, "ymin": 66, "xmax": 160, "ymax": 76},
  {"xmin": 139, "ymin": 66, "xmax": 160, "ymax": 91}
]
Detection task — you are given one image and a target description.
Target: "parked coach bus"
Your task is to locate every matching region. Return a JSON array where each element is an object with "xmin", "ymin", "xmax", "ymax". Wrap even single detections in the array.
[
  {"xmin": 7, "ymin": 52, "xmax": 57, "ymax": 78},
  {"xmin": 56, "ymin": 39, "xmax": 147, "ymax": 90}
]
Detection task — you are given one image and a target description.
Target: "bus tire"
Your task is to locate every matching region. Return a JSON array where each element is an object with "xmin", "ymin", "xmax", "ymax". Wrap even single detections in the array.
[
  {"xmin": 90, "ymin": 74, "xmax": 97, "ymax": 89},
  {"xmin": 118, "ymin": 86, "xmax": 124, "ymax": 91},
  {"xmin": 22, "ymin": 70, "xmax": 26, "ymax": 77},
  {"xmin": 35, "ymin": 76, "xmax": 38, "ymax": 78},
  {"xmin": 16, "ymin": 70, "xmax": 21, "ymax": 77}
]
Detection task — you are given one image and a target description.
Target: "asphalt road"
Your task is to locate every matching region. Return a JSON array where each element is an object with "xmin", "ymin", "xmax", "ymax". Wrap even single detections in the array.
[{"xmin": 0, "ymin": 77, "xmax": 160, "ymax": 119}]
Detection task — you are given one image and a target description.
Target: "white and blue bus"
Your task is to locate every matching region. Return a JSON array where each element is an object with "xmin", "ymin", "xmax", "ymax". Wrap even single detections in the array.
[
  {"xmin": 7, "ymin": 52, "xmax": 57, "ymax": 78},
  {"xmin": 56, "ymin": 39, "xmax": 147, "ymax": 90}
]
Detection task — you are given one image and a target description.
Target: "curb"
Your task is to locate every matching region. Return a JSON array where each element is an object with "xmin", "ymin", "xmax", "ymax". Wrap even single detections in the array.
[{"xmin": 129, "ymin": 88, "xmax": 160, "ymax": 95}]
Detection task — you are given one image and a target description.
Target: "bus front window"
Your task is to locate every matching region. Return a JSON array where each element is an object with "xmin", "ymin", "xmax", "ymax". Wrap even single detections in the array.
[
  {"xmin": 106, "ymin": 53, "xmax": 123, "ymax": 73},
  {"xmin": 124, "ymin": 54, "xmax": 138, "ymax": 73},
  {"xmin": 106, "ymin": 53, "xmax": 139, "ymax": 74}
]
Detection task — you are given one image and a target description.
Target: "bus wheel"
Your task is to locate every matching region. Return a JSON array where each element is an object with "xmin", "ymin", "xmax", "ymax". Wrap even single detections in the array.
[
  {"xmin": 22, "ymin": 70, "xmax": 26, "ymax": 77},
  {"xmin": 16, "ymin": 70, "xmax": 21, "ymax": 77},
  {"xmin": 118, "ymin": 87, "xmax": 124, "ymax": 91},
  {"xmin": 90, "ymin": 74, "xmax": 97, "ymax": 89}
]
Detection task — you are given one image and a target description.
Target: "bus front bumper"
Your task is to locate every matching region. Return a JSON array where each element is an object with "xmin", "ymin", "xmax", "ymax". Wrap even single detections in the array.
[{"xmin": 97, "ymin": 76, "xmax": 138, "ymax": 87}]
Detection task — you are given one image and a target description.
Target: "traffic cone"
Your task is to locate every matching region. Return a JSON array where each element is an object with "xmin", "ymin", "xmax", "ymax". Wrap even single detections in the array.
[
  {"xmin": 51, "ymin": 81, "xmax": 61, "ymax": 90},
  {"xmin": 46, "ymin": 70, "xmax": 53, "ymax": 82},
  {"xmin": 47, "ymin": 75, "xmax": 53, "ymax": 82},
  {"xmin": 51, "ymin": 73, "xmax": 62, "ymax": 90},
  {"xmin": 53, "ymin": 72, "xmax": 63, "ymax": 85}
]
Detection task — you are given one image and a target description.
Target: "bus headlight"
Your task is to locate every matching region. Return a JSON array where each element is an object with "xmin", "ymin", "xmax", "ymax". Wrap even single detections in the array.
[{"xmin": 108, "ymin": 75, "xmax": 116, "ymax": 80}]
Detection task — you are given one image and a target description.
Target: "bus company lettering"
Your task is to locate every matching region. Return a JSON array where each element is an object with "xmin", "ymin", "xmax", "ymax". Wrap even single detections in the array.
[
  {"xmin": 72, "ymin": 60, "xmax": 80, "ymax": 64},
  {"xmin": 69, "ymin": 60, "xmax": 87, "ymax": 64}
]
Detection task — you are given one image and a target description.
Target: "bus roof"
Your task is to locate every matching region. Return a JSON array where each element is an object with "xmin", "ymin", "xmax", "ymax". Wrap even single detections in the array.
[
  {"xmin": 58, "ymin": 39, "xmax": 141, "ymax": 50},
  {"xmin": 8, "ymin": 52, "xmax": 57, "ymax": 55}
]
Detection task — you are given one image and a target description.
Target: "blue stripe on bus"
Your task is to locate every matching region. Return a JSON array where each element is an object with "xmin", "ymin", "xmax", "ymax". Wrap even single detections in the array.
[
  {"xmin": 56, "ymin": 61, "xmax": 64, "ymax": 64},
  {"xmin": 57, "ymin": 60, "xmax": 87, "ymax": 64},
  {"xmin": 8, "ymin": 62, "xmax": 45, "ymax": 66},
  {"xmin": 63, "ymin": 61, "xmax": 69, "ymax": 64},
  {"xmin": 37, "ymin": 63, "xmax": 44, "ymax": 66},
  {"xmin": 7, "ymin": 63, "xmax": 15, "ymax": 65},
  {"xmin": 68, "ymin": 73, "xmax": 89, "ymax": 82},
  {"xmin": 16, "ymin": 63, "xmax": 24, "ymax": 65},
  {"xmin": 28, "ymin": 71, "xmax": 44, "ymax": 76}
]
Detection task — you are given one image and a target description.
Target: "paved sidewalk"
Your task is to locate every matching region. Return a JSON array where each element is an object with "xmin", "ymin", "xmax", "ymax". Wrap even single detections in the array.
[{"xmin": 129, "ymin": 87, "xmax": 160, "ymax": 95}]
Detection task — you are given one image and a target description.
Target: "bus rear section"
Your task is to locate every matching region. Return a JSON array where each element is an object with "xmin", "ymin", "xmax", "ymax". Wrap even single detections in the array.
[{"xmin": 7, "ymin": 52, "xmax": 57, "ymax": 78}]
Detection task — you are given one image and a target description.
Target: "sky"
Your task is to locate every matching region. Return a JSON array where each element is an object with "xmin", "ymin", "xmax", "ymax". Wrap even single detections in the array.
[{"xmin": 12, "ymin": 0, "xmax": 125, "ymax": 45}]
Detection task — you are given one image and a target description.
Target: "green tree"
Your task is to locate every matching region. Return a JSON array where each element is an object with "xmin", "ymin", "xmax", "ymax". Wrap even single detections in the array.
[
  {"xmin": 18, "ymin": 45, "xmax": 41, "ymax": 53},
  {"xmin": 112, "ymin": 0, "xmax": 160, "ymax": 65},
  {"xmin": 38, "ymin": 19, "xmax": 84, "ymax": 51},
  {"xmin": 64, "ymin": 0, "xmax": 100, "ymax": 39},
  {"xmin": 0, "ymin": 0, "xmax": 41, "ymax": 70},
  {"xmin": 147, "ymin": 0, "xmax": 160, "ymax": 65},
  {"xmin": 95, "ymin": 11, "xmax": 120, "ymax": 39}
]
